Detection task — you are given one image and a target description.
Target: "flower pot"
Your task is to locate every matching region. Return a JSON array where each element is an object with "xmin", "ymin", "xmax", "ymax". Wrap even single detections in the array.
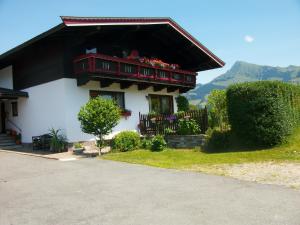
[
  {"xmin": 11, "ymin": 130, "xmax": 17, "ymax": 137},
  {"xmin": 15, "ymin": 140, "xmax": 21, "ymax": 145},
  {"xmin": 121, "ymin": 110, "xmax": 132, "ymax": 119},
  {"xmin": 73, "ymin": 148, "xmax": 84, "ymax": 155}
]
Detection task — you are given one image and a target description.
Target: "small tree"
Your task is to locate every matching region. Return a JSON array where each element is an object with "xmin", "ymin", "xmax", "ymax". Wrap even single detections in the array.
[
  {"xmin": 176, "ymin": 95, "xmax": 189, "ymax": 112},
  {"xmin": 78, "ymin": 97, "xmax": 121, "ymax": 155},
  {"xmin": 207, "ymin": 89, "xmax": 228, "ymax": 131}
]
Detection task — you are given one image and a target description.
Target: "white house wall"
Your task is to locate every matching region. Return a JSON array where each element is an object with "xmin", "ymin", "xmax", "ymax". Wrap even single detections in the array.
[
  {"xmin": 6, "ymin": 78, "xmax": 179, "ymax": 143},
  {"xmin": 6, "ymin": 79, "xmax": 67, "ymax": 143},
  {"xmin": 64, "ymin": 79, "xmax": 179, "ymax": 142},
  {"xmin": 0, "ymin": 65, "xmax": 13, "ymax": 89}
]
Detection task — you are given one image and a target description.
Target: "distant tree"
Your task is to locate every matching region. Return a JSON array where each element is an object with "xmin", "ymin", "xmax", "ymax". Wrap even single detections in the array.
[
  {"xmin": 78, "ymin": 97, "xmax": 121, "ymax": 155},
  {"xmin": 176, "ymin": 95, "xmax": 189, "ymax": 112},
  {"xmin": 207, "ymin": 90, "xmax": 228, "ymax": 131}
]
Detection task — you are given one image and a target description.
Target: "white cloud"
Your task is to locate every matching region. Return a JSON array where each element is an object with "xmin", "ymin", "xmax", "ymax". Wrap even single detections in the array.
[{"xmin": 244, "ymin": 35, "xmax": 254, "ymax": 43}]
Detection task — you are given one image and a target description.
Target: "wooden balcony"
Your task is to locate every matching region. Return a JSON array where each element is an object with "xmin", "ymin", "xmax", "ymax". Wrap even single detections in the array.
[{"xmin": 73, "ymin": 54, "xmax": 197, "ymax": 91}]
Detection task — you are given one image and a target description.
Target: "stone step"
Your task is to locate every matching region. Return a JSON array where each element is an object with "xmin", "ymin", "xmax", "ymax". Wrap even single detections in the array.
[
  {"xmin": 0, "ymin": 142, "xmax": 17, "ymax": 146},
  {"xmin": 0, "ymin": 137, "xmax": 15, "ymax": 141},
  {"xmin": 0, "ymin": 145, "xmax": 23, "ymax": 150}
]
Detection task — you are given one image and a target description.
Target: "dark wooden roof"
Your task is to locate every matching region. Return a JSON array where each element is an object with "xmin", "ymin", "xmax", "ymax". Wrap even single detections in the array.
[
  {"xmin": 0, "ymin": 88, "xmax": 28, "ymax": 99},
  {"xmin": 0, "ymin": 16, "xmax": 225, "ymax": 72}
]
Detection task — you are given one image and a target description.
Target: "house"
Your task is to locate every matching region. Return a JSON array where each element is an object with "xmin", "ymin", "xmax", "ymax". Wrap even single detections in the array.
[{"xmin": 0, "ymin": 16, "xmax": 224, "ymax": 143}]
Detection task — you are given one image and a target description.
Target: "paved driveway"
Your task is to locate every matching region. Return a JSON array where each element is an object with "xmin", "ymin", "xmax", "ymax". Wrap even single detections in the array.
[{"xmin": 0, "ymin": 152, "xmax": 299, "ymax": 225}]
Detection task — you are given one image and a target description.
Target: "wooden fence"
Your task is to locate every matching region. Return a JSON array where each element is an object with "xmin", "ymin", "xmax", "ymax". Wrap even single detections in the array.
[{"xmin": 139, "ymin": 108, "xmax": 208, "ymax": 135}]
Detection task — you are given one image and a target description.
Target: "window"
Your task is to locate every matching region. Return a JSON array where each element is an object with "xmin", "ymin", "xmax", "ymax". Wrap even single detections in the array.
[
  {"xmin": 11, "ymin": 102, "xmax": 18, "ymax": 117},
  {"xmin": 90, "ymin": 90, "xmax": 125, "ymax": 109},
  {"xmin": 149, "ymin": 95, "xmax": 173, "ymax": 114}
]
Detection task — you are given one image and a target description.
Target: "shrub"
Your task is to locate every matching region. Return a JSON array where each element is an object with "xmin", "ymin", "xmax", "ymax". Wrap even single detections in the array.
[
  {"xmin": 227, "ymin": 81, "xmax": 300, "ymax": 147},
  {"xmin": 78, "ymin": 97, "xmax": 121, "ymax": 155},
  {"xmin": 164, "ymin": 128, "xmax": 175, "ymax": 135},
  {"xmin": 177, "ymin": 119, "xmax": 200, "ymax": 135},
  {"xmin": 176, "ymin": 95, "xmax": 189, "ymax": 112},
  {"xmin": 204, "ymin": 129, "xmax": 231, "ymax": 152},
  {"xmin": 140, "ymin": 138, "xmax": 152, "ymax": 149},
  {"xmin": 207, "ymin": 89, "xmax": 229, "ymax": 130},
  {"xmin": 49, "ymin": 128, "xmax": 68, "ymax": 153},
  {"xmin": 74, "ymin": 142, "xmax": 83, "ymax": 149},
  {"xmin": 150, "ymin": 135, "xmax": 166, "ymax": 151},
  {"xmin": 112, "ymin": 131, "xmax": 140, "ymax": 152}
]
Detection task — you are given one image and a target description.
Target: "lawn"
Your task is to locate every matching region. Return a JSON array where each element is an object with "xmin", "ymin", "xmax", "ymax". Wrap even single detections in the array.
[{"xmin": 102, "ymin": 129, "xmax": 300, "ymax": 172}]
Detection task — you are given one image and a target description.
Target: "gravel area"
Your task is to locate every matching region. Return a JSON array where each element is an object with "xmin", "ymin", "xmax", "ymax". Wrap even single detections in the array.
[{"xmin": 201, "ymin": 162, "xmax": 300, "ymax": 190}]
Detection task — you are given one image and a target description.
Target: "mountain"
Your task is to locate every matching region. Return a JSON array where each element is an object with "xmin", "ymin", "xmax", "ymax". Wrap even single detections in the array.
[{"xmin": 186, "ymin": 61, "xmax": 300, "ymax": 103}]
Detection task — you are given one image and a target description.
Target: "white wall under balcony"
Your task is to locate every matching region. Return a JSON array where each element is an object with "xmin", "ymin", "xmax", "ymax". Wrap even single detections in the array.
[
  {"xmin": 0, "ymin": 65, "xmax": 13, "ymax": 89},
  {"xmin": 64, "ymin": 79, "xmax": 179, "ymax": 142},
  {"xmin": 5, "ymin": 78, "xmax": 179, "ymax": 143}
]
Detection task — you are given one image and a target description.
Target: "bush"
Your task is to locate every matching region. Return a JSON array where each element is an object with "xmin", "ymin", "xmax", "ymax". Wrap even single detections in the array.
[
  {"xmin": 74, "ymin": 142, "xmax": 83, "ymax": 149},
  {"xmin": 204, "ymin": 129, "xmax": 231, "ymax": 152},
  {"xmin": 176, "ymin": 95, "xmax": 189, "ymax": 112},
  {"xmin": 227, "ymin": 81, "xmax": 300, "ymax": 147},
  {"xmin": 150, "ymin": 135, "xmax": 166, "ymax": 151},
  {"xmin": 177, "ymin": 119, "xmax": 200, "ymax": 135},
  {"xmin": 164, "ymin": 128, "xmax": 175, "ymax": 135},
  {"xmin": 112, "ymin": 131, "xmax": 140, "ymax": 152},
  {"xmin": 140, "ymin": 138, "xmax": 152, "ymax": 149},
  {"xmin": 207, "ymin": 89, "xmax": 229, "ymax": 130}
]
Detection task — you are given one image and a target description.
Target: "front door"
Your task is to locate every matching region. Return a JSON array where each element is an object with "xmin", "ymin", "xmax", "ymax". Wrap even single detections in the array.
[{"xmin": 1, "ymin": 102, "xmax": 5, "ymax": 133}]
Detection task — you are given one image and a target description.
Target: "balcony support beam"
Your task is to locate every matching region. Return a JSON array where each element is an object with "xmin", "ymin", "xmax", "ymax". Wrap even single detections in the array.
[
  {"xmin": 153, "ymin": 86, "xmax": 165, "ymax": 92},
  {"xmin": 77, "ymin": 77, "xmax": 90, "ymax": 86},
  {"xmin": 179, "ymin": 87, "xmax": 190, "ymax": 94},
  {"xmin": 100, "ymin": 80, "xmax": 114, "ymax": 88},
  {"xmin": 137, "ymin": 83, "xmax": 151, "ymax": 91},
  {"xmin": 167, "ymin": 87, "xmax": 178, "ymax": 93},
  {"xmin": 120, "ymin": 81, "xmax": 134, "ymax": 89}
]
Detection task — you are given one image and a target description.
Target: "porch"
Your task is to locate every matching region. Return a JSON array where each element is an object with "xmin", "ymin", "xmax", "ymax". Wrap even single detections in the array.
[{"xmin": 0, "ymin": 88, "xmax": 28, "ymax": 147}]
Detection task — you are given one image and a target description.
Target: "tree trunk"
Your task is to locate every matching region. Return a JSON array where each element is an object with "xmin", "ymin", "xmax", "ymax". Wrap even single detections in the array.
[{"xmin": 98, "ymin": 135, "xmax": 103, "ymax": 156}]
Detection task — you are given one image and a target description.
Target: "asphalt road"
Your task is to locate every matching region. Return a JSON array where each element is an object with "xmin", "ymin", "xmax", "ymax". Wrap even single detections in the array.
[{"xmin": 0, "ymin": 151, "xmax": 300, "ymax": 225}]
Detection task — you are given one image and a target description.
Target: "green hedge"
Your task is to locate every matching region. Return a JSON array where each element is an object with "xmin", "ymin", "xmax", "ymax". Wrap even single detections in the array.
[
  {"xmin": 227, "ymin": 81, "xmax": 300, "ymax": 147},
  {"xmin": 112, "ymin": 131, "xmax": 140, "ymax": 152}
]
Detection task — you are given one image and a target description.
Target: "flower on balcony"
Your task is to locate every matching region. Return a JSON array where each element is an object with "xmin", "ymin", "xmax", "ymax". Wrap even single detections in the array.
[
  {"xmin": 170, "ymin": 64, "xmax": 180, "ymax": 70},
  {"xmin": 121, "ymin": 109, "xmax": 132, "ymax": 118}
]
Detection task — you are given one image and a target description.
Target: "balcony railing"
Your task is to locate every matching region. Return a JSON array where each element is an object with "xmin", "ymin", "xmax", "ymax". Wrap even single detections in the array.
[{"xmin": 73, "ymin": 54, "xmax": 197, "ymax": 86}]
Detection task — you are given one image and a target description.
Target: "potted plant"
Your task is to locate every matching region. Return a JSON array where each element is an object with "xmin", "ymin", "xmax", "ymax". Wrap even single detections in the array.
[
  {"xmin": 49, "ymin": 128, "xmax": 68, "ymax": 153},
  {"xmin": 73, "ymin": 142, "xmax": 84, "ymax": 155},
  {"xmin": 15, "ymin": 133, "xmax": 21, "ymax": 145},
  {"xmin": 11, "ymin": 130, "xmax": 17, "ymax": 137}
]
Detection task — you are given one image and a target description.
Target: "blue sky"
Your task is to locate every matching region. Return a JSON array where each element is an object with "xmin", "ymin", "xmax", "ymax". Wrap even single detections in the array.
[{"xmin": 0, "ymin": 0, "xmax": 300, "ymax": 84}]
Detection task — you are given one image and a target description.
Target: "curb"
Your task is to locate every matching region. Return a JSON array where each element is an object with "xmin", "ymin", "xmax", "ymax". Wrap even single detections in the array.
[{"xmin": 0, "ymin": 149, "xmax": 60, "ymax": 160}]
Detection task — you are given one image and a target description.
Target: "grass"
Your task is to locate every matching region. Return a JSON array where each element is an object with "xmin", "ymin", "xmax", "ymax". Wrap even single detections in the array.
[{"xmin": 102, "ymin": 128, "xmax": 300, "ymax": 171}]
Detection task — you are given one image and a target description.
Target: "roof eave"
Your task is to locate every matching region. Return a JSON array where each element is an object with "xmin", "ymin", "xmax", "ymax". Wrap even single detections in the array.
[{"xmin": 0, "ymin": 23, "xmax": 65, "ymax": 62}]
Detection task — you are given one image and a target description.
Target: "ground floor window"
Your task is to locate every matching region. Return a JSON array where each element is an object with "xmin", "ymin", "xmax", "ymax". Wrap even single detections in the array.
[
  {"xmin": 90, "ymin": 90, "xmax": 125, "ymax": 109},
  {"xmin": 11, "ymin": 102, "xmax": 18, "ymax": 117},
  {"xmin": 149, "ymin": 94, "xmax": 173, "ymax": 114}
]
